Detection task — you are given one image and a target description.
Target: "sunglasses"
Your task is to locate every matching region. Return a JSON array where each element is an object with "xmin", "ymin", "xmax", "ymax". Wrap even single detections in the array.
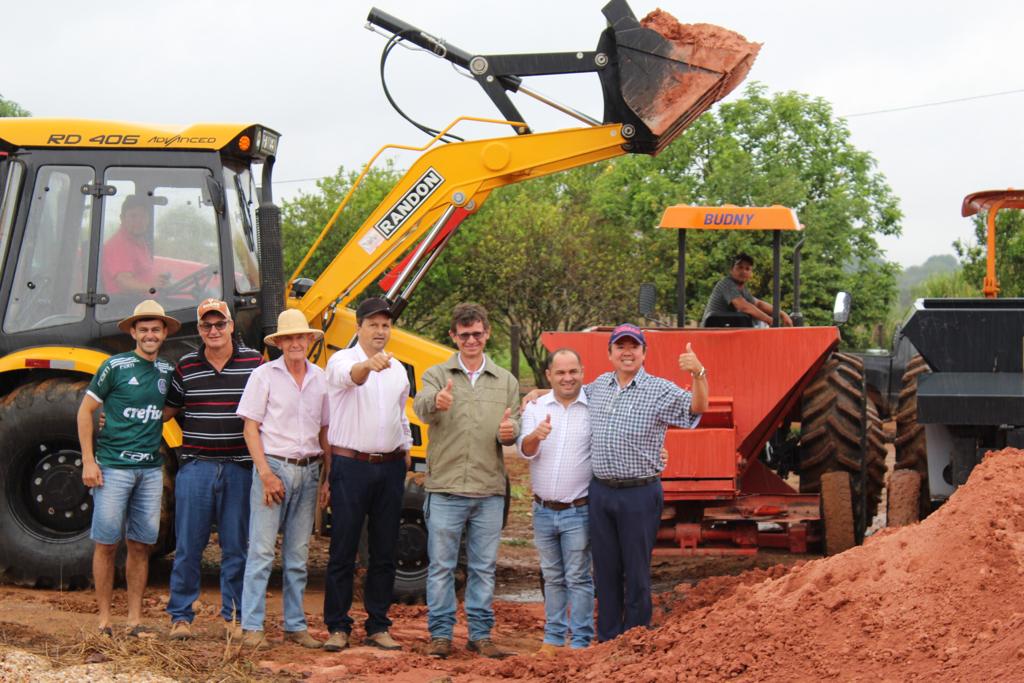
[
  {"xmin": 454, "ymin": 331, "xmax": 486, "ymax": 342},
  {"xmin": 198, "ymin": 320, "xmax": 230, "ymax": 332}
]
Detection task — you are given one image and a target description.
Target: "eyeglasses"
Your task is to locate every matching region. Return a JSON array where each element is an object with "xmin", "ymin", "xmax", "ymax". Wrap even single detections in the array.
[
  {"xmin": 455, "ymin": 331, "xmax": 486, "ymax": 342},
  {"xmin": 198, "ymin": 320, "xmax": 230, "ymax": 332}
]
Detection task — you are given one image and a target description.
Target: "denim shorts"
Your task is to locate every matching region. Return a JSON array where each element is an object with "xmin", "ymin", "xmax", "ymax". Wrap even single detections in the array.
[{"xmin": 90, "ymin": 466, "xmax": 163, "ymax": 545}]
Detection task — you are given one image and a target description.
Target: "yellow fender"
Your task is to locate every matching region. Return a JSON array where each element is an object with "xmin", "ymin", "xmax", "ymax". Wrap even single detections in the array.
[{"xmin": 0, "ymin": 346, "xmax": 183, "ymax": 447}]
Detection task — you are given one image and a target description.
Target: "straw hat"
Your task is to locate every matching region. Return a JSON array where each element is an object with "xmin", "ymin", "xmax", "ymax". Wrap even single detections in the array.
[
  {"xmin": 264, "ymin": 309, "xmax": 324, "ymax": 347},
  {"xmin": 117, "ymin": 299, "xmax": 181, "ymax": 334}
]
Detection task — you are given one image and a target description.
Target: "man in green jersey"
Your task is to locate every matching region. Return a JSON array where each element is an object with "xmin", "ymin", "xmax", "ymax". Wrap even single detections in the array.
[{"xmin": 77, "ymin": 299, "xmax": 179, "ymax": 636}]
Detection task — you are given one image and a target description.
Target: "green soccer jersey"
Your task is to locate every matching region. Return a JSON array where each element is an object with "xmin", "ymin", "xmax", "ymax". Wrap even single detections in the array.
[{"xmin": 86, "ymin": 351, "xmax": 174, "ymax": 468}]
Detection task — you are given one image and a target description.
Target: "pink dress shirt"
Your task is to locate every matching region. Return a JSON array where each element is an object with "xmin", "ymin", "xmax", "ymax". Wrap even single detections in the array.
[{"xmin": 236, "ymin": 356, "xmax": 330, "ymax": 459}]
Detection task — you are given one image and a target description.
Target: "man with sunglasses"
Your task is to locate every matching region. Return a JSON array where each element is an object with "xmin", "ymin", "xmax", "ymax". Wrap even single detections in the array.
[
  {"xmin": 165, "ymin": 298, "xmax": 264, "ymax": 640},
  {"xmin": 414, "ymin": 302, "xmax": 520, "ymax": 660}
]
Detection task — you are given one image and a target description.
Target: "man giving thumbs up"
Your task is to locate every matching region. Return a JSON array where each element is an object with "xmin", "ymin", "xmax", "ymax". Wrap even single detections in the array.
[{"xmin": 413, "ymin": 303, "xmax": 520, "ymax": 660}]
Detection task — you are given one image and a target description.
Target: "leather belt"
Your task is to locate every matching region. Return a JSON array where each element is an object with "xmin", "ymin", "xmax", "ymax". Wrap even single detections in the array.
[
  {"xmin": 533, "ymin": 494, "xmax": 588, "ymax": 511},
  {"xmin": 332, "ymin": 446, "xmax": 405, "ymax": 463},
  {"xmin": 266, "ymin": 453, "xmax": 319, "ymax": 467},
  {"xmin": 595, "ymin": 475, "xmax": 659, "ymax": 489}
]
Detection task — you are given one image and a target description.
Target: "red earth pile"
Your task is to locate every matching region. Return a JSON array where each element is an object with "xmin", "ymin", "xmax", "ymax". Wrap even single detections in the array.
[
  {"xmin": 331, "ymin": 448, "xmax": 1024, "ymax": 681},
  {"xmin": 633, "ymin": 9, "xmax": 760, "ymax": 136}
]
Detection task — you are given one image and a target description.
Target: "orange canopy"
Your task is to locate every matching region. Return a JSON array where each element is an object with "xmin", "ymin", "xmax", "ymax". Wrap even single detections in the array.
[{"xmin": 659, "ymin": 205, "xmax": 801, "ymax": 231}]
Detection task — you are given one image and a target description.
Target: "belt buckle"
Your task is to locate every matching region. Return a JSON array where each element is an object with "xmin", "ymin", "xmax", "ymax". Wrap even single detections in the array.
[{"xmin": 368, "ymin": 452, "xmax": 384, "ymax": 463}]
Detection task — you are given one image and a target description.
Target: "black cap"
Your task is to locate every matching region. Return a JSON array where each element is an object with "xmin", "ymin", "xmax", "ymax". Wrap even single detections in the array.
[{"xmin": 356, "ymin": 296, "xmax": 392, "ymax": 323}]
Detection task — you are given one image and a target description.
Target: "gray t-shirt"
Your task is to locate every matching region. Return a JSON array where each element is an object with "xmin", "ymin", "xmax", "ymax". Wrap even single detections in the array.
[{"xmin": 701, "ymin": 276, "xmax": 757, "ymax": 324}]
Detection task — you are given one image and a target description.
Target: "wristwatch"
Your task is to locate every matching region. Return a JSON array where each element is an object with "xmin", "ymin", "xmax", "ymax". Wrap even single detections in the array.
[{"xmin": 693, "ymin": 366, "xmax": 707, "ymax": 379}]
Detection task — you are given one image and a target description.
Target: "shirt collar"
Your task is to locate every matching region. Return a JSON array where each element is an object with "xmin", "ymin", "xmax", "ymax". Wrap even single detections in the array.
[
  {"xmin": 269, "ymin": 354, "xmax": 313, "ymax": 374},
  {"xmin": 457, "ymin": 352, "xmax": 487, "ymax": 376},
  {"xmin": 606, "ymin": 367, "xmax": 648, "ymax": 389},
  {"xmin": 540, "ymin": 388, "xmax": 587, "ymax": 407}
]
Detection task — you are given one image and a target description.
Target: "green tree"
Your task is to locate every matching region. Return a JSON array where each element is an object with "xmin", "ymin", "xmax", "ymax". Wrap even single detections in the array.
[
  {"xmin": 590, "ymin": 83, "xmax": 902, "ymax": 348},
  {"xmin": 0, "ymin": 94, "xmax": 29, "ymax": 117},
  {"xmin": 954, "ymin": 209, "xmax": 1024, "ymax": 296}
]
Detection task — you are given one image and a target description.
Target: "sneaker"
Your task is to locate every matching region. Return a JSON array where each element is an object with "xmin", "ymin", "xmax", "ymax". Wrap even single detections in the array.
[
  {"xmin": 285, "ymin": 630, "xmax": 323, "ymax": 649},
  {"xmin": 536, "ymin": 643, "xmax": 563, "ymax": 656},
  {"xmin": 169, "ymin": 621, "xmax": 192, "ymax": 640},
  {"xmin": 240, "ymin": 630, "xmax": 269, "ymax": 650},
  {"xmin": 323, "ymin": 631, "xmax": 349, "ymax": 652},
  {"xmin": 365, "ymin": 630, "xmax": 401, "ymax": 651},
  {"xmin": 426, "ymin": 637, "xmax": 451, "ymax": 659},
  {"xmin": 467, "ymin": 638, "xmax": 512, "ymax": 659}
]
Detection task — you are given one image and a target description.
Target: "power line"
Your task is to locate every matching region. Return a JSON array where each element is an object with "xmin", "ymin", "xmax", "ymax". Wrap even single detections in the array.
[
  {"xmin": 842, "ymin": 87, "xmax": 1024, "ymax": 118},
  {"xmin": 272, "ymin": 87, "xmax": 1024, "ymax": 185}
]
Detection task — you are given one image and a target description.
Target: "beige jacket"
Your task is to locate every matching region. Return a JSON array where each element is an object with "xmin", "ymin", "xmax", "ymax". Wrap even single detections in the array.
[{"xmin": 413, "ymin": 353, "xmax": 520, "ymax": 496}]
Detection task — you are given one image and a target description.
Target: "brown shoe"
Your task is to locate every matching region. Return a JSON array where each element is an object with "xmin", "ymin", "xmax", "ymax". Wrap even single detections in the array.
[
  {"xmin": 467, "ymin": 638, "xmax": 511, "ymax": 659},
  {"xmin": 285, "ymin": 630, "xmax": 323, "ymax": 649},
  {"xmin": 224, "ymin": 620, "xmax": 242, "ymax": 640},
  {"xmin": 240, "ymin": 630, "xmax": 269, "ymax": 650},
  {"xmin": 323, "ymin": 631, "xmax": 349, "ymax": 652},
  {"xmin": 365, "ymin": 630, "xmax": 401, "ymax": 651},
  {"xmin": 427, "ymin": 637, "xmax": 451, "ymax": 659},
  {"xmin": 169, "ymin": 621, "xmax": 192, "ymax": 640},
  {"xmin": 536, "ymin": 643, "xmax": 563, "ymax": 656}
]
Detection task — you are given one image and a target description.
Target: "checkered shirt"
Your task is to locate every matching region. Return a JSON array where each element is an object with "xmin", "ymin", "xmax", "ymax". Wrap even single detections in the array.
[{"xmin": 586, "ymin": 368, "xmax": 700, "ymax": 479}]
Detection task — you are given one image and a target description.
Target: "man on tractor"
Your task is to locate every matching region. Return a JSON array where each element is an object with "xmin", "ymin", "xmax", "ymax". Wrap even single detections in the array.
[{"xmin": 701, "ymin": 253, "xmax": 793, "ymax": 327}]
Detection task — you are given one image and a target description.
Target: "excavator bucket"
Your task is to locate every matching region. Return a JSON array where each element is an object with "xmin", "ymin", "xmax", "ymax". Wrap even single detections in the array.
[{"xmin": 602, "ymin": 1, "xmax": 760, "ymax": 152}]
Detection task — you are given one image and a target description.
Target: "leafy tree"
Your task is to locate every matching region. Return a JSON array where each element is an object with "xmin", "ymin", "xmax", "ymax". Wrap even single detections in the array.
[
  {"xmin": 589, "ymin": 83, "xmax": 902, "ymax": 348},
  {"xmin": 954, "ymin": 209, "xmax": 1024, "ymax": 297},
  {"xmin": 0, "ymin": 94, "xmax": 29, "ymax": 117}
]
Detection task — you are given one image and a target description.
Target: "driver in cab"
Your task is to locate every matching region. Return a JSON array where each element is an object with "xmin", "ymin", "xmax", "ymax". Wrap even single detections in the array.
[
  {"xmin": 701, "ymin": 252, "xmax": 793, "ymax": 327},
  {"xmin": 101, "ymin": 195, "xmax": 170, "ymax": 296}
]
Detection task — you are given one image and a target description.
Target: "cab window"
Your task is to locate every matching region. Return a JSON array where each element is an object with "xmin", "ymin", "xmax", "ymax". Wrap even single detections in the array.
[
  {"xmin": 96, "ymin": 167, "xmax": 222, "ymax": 323},
  {"xmin": 4, "ymin": 165, "xmax": 93, "ymax": 333},
  {"xmin": 223, "ymin": 164, "xmax": 260, "ymax": 293}
]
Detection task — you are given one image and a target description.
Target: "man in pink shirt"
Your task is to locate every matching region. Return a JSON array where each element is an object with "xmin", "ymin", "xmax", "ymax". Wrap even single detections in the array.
[
  {"xmin": 236, "ymin": 309, "xmax": 331, "ymax": 649},
  {"xmin": 322, "ymin": 297, "xmax": 411, "ymax": 652},
  {"xmin": 101, "ymin": 195, "xmax": 170, "ymax": 295}
]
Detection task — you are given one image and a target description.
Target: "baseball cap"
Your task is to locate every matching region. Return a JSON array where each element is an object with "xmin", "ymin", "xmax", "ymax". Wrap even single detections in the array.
[
  {"xmin": 196, "ymin": 298, "xmax": 231, "ymax": 320},
  {"xmin": 609, "ymin": 323, "xmax": 646, "ymax": 346},
  {"xmin": 356, "ymin": 296, "xmax": 393, "ymax": 323}
]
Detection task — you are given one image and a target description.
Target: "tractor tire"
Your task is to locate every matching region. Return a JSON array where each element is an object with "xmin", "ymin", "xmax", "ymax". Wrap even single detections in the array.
[
  {"xmin": 0, "ymin": 379, "xmax": 94, "ymax": 589},
  {"xmin": 391, "ymin": 478, "xmax": 430, "ymax": 604},
  {"xmin": 820, "ymin": 471, "xmax": 856, "ymax": 555},
  {"xmin": 886, "ymin": 469, "xmax": 921, "ymax": 527},
  {"xmin": 894, "ymin": 354, "xmax": 931, "ymax": 520},
  {"xmin": 799, "ymin": 352, "xmax": 886, "ymax": 541}
]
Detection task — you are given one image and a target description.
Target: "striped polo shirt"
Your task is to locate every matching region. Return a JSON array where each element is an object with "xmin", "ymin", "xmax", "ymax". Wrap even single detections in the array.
[{"xmin": 166, "ymin": 343, "xmax": 263, "ymax": 461}]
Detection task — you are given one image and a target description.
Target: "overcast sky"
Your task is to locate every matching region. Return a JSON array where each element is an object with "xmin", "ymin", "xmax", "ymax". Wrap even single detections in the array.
[{"xmin": 4, "ymin": 0, "xmax": 1022, "ymax": 268}]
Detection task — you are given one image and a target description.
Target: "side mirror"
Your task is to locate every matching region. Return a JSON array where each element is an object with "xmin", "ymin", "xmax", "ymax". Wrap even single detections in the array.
[
  {"xmin": 833, "ymin": 291, "xmax": 852, "ymax": 324},
  {"xmin": 638, "ymin": 282, "xmax": 657, "ymax": 318}
]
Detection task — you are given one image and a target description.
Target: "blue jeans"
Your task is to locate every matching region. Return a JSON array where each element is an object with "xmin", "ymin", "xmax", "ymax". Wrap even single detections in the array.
[
  {"xmin": 424, "ymin": 493, "xmax": 503, "ymax": 642},
  {"xmin": 324, "ymin": 455, "xmax": 406, "ymax": 636},
  {"xmin": 167, "ymin": 459, "xmax": 252, "ymax": 624},
  {"xmin": 90, "ymin": 466, "xmax": 163, "ymax": 545},
  {"xmin": 241, "ymin": 457, "xmax": 321, "ymax": 632},
  {"xmin": 533, "ymin": 502, "xmax": 594, "ymax": 648}
]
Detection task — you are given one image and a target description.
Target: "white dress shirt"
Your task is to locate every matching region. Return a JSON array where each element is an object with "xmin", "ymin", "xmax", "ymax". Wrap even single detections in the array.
[
  {"xmin": 458, "ymin": 353, "xmax": 486, "ymax": 386},
  {"xmin": 326, "ymin": 343, "xmax": 412, "ymax": 453},
  {"xmin": 516, "ymin": 390, "xmax": 591, "ymax": 503}
]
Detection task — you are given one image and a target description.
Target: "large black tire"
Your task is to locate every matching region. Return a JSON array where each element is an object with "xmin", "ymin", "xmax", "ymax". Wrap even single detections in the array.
[
  {"xmin": 820, "ymin": 471, "xmax": 855, "ymax": 555},
  {"xmin": 391, "ymin": 478, "xmax": 430, "ymax": 604},
  {"xmin": 894, "ymin": 355, "xmax": 931, "ymax": 520},
  {"xmin": 0, "ymin": 379, "xmax": 94, "ymax": 589},
  {"xmin": 799, "ymin": 352, "xmax": 886, "ymax": 543}
]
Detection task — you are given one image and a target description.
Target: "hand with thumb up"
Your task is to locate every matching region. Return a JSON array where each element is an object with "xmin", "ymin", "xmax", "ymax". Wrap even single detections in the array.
[
  {"xmin": 533, "ymin": 413, "xmax": 552, "ymax": 441},
  {"xmin": 436, "ymin": 378, "xmax": 454, "ymax": 411},
  {"xmin": 498, "ymin": 407, "xmax": 516, "ymax": 444},
  {"xmin": 678, "ymin": 341, "xmax": 705, "ymax": 378}
]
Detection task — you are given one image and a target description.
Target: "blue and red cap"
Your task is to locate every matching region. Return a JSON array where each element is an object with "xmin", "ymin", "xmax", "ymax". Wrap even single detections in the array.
[{"xmin": 609, "ymin": 323, "xmax": 646, "ymax": 346}]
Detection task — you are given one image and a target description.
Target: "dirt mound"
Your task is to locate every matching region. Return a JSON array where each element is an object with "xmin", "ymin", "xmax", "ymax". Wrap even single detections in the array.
[
  {"xmin": 330, "ymin": 448, "xmax": 1024, "ymax": 681},
  {"xmin": 634, "ymin": 9, "xmax": 761, "ymax": 136}
]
